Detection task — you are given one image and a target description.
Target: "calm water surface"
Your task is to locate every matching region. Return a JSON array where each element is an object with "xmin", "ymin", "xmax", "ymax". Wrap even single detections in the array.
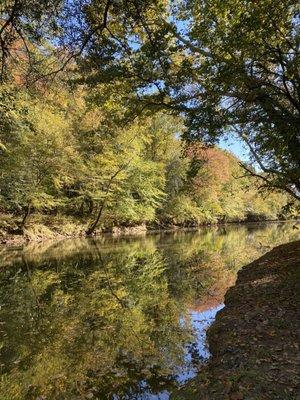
[{"xmin": 0, "ymin": 223, "xmax": 298, "ymax": 399}]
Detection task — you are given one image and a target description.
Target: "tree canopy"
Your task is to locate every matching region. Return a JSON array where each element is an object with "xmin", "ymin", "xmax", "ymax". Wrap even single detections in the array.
[{"xmin": 74, "ymin": 0, "xmax": 300, "ymax": 199}]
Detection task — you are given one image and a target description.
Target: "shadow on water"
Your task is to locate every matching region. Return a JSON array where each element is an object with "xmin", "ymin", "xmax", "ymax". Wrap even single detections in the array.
[{"xmin": 0, "ymin": 223, "xmax": 298, "ymax": 399}]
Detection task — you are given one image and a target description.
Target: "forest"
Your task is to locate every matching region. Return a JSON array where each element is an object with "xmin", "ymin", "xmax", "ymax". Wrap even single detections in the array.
[
  {"xmin": 0, "ymin": 2, "xmax": 299, "ymax": 400},
  {"xmin": 0, "ymin": 80, "xmax": 292, "ymax": 237},
  {"xmin": 0, "ymin": 0, "xmax": 298, "ymax": 239}
]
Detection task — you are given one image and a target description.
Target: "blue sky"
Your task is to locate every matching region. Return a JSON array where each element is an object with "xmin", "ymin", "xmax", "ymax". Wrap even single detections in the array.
[{"xmin": 219, "ymin": 136, "xmax": 249, "ymax": 162}]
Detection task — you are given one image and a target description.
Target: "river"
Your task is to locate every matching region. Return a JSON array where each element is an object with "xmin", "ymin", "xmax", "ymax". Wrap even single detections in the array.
[{"xmin": 0, "ymin": 223, "xmax": 298, "ymax": 399}]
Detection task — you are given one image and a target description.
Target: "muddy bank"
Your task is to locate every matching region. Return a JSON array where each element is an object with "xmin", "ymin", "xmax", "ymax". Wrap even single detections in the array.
[{"xmin": 172, "ymin": 240, "xmax": 300, "ymax": 400}]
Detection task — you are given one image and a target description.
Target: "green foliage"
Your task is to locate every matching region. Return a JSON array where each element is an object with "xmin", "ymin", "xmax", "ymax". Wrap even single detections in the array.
[
  {"xmin": 1, "ymin": 0, "xmax": 299, "ymax": 201},
  {"xmin": 0, "ymin": 77, "xmax": 292, "ymax": 231},
  {"xmin": 73, "ymin": 0, "xmax": 300, "ymax": 200},
  {"xmin": 0, "ymin": 30, "xmax": 295, "ymax": 232},
  {"xmin": 0, "ymin": 84, "xmax": 76, "ymax": 219}
]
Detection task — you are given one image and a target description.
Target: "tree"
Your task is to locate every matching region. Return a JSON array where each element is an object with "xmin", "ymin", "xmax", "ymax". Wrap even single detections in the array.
[
  {"xmin": 77, "ymin": 0, "xmax": 300, "ymax": 200},
  {"xmin": 0, "ymin": 0, "xmax": 120, "ymax": 84},
  {"xmin": 0, "ymin": 83, "xmax": 76, "ymax": 227},
  {"xmin": 70, "ymin": 92, "xmax": 177, "ymax": 234},
  {"xmin": 0, "ymin": 0, "xmax": 64, "ymax": 82},
  {"xmin": 0, "ymin": 2, "xmax": 296, "ymax": 234},
  {"xmin": 2, "ymin": 1, "xmax": 298, "ymax": 198}
]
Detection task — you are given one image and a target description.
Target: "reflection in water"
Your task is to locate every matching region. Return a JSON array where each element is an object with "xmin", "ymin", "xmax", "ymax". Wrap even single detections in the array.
[
  {"xmin": 189, "ymin": 305, "xmax": 224, "ymax": 362},
  {"xmin": 0, "ymin": 223, "xmax": 298, "ymax": 399}
]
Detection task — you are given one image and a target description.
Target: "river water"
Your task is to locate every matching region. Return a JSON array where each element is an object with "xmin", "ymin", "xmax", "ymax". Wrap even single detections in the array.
[{"xmin": 0, "ymin": 223, "xmax": 298, "ymax": 399}]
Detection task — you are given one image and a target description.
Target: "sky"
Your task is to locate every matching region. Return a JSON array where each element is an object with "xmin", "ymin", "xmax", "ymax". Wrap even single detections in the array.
[{"xmin": 219, "ymin": 136, "xmax": 249, "ymax": 163}]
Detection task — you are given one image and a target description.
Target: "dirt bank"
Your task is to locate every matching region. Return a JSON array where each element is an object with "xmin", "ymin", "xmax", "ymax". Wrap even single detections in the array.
[{"xmin": 172, "ymin": 240, "xmax": 300, "ymax": 400}]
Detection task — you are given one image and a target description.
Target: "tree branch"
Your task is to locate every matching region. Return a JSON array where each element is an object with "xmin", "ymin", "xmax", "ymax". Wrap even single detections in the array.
[
  {"xmin": 240, "ymin": 162, "xmax": 300, "ymax": 201},
  {"xmin": 161, "ymin": 20, "xmax": 210, "ymax": 57},
  {"xmin": 32, "ymin": 0, "xmax": 113, "ymax": 82}
]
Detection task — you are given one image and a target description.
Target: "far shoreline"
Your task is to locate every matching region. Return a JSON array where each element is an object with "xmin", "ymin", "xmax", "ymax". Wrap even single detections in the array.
[{"xmin": 0, "ymin": 215, "xmax": 298, "ymax": 248}]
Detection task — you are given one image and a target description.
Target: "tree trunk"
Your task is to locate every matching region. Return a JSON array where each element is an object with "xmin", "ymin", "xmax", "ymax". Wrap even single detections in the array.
[
  {"xmin": 21, "ymin": 204, "xmax": 31, "ymax": 228},
  {"xmin": 85, "ymin": 201, "xmax": 105, "ymax": 236},
  {"xmin": 85, "ymin": 157, "xmax": 133, "ymax": 235}
]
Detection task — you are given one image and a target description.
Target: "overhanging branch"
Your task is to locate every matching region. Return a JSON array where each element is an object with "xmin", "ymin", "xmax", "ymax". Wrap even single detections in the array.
[{"xmin": 240, "ymin": 162, "xmax": 300, "ymax": 201}]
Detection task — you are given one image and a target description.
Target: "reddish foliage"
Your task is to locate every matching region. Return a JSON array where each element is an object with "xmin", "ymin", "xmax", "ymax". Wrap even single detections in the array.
[{"xmin": 185, "ymin": 143, "xmax": 233, "ymax": 187}]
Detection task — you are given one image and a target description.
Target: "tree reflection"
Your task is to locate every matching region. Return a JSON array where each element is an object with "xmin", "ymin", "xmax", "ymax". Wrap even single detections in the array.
[{"xmin": 0, "ymin": 223, "xmax": 298, "ymax": 399}]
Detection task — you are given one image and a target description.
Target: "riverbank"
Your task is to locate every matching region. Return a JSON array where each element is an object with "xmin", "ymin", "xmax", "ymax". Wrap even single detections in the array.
[
  {"xmin": 0, "ymin": 213, "xmax": 297, "ymax": 247},
  {"xmin": 172, "ymin": 240, "xmax": 300, "ymax": 400}
]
